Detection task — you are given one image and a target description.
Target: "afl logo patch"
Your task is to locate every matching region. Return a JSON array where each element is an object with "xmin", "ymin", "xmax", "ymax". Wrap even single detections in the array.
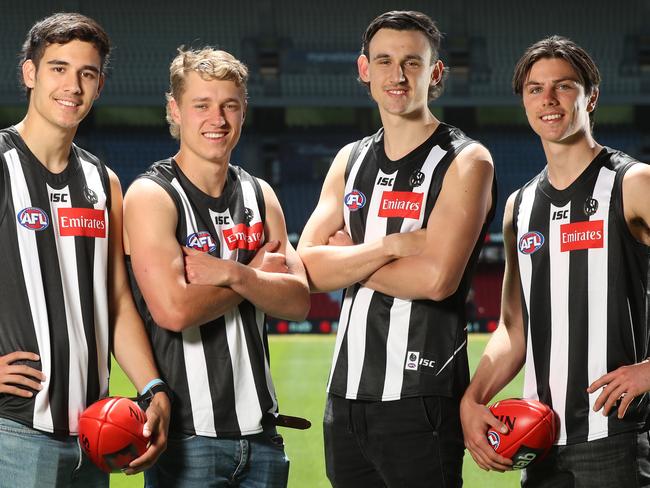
[
  {"xmin": 518, "ymin": 231, "xmax": 544, "ymax": 255},
  {"xmin": 17, "ymin": 207, "xmax": 49, "ymax": 231},
  {"xmin": 344, "ymin": 190, "xmax": 366, "ymax": 211},
  {"xmin": 487, "ymin": 431, "xmax": 500, "ymax": 450},
  {"xmin": 584, "ymin": 197, "xmax": 598, "ymax": 216},
  {"xmin": 186, "ymin": 231, "xmax": 217, "ymax": 253}
]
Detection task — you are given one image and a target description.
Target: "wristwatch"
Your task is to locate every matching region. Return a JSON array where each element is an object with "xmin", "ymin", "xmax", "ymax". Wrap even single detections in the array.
[{"xmin": 136, "ymin": 382, "xmax": 173, "ymax": 410}]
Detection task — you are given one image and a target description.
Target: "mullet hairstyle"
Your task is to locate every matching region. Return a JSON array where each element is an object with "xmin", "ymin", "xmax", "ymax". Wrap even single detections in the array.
[
  {"xmin": 360, "ymin": 10, "xmax": 447, "ymax": 101},
  {"xmin": 165, "ymin": 47, "xmax": 249, "ymax": 140},
  {"xmin": 513, "ymin": 35, "xmax": 601, "ymax": 127},
  {"xmin": 19, "ymin": 12, "xmax": 111, "ymax": 96}
]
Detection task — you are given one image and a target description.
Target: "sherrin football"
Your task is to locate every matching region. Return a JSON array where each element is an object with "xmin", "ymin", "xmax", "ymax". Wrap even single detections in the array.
[
  {"xmin": 486, "ymin": 398, "xmax": 558, "ymax": 470},
  {"xmin": 78, "ymin": 397, "xmax": 148, "ymax": 473}
]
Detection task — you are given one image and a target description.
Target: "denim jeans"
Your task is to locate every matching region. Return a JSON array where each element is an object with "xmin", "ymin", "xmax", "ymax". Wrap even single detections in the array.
[
  {"xmin": 0, "ymin": 416, "xmax": 108, "ymax": 488},
  {"xmin": 144, "ymin": 426, "xmax": 289, "ymax": 488},
  {"xmin": 522, "ymin": 430, "xmax": 650, "ymax": 488}
]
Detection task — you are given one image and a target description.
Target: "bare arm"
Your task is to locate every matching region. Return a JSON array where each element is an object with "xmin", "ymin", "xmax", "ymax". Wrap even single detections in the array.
[
  {"xmin": 622, "ymin": 163, "xmax": 650, "ymax": 246},
  {"xmin": 297, "ymin": 143, "xmax": 423, "ymax": 292},
  {"xmin": 184, "ymin": 179, "xmax": 310, "ymax": 321},
  {"xmin": 363, "ymin": 143, "xmax": 494, "ymax": 300},
  {"xmin": 105, "ymin": 169, "xmax": 169, "ymax": 473},
  {"xmin": 123, "ymin": 177, "xmax": 242, "ymax": 332},
  {"xmin": 459, "ymin": 193, "xmax": 527, "ymax": 471}
]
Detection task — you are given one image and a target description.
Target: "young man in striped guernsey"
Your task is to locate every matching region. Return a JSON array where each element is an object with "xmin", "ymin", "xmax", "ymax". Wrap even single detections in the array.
[
  {"xmin": 123, "ymin": 48, "xmax": 310, "ymax": 488},
  {"xmin": 0, "ymin": 12, "xmax": 171, "ymax": 487},
  {"xmin": 298, "ymin": 11, "xmax": 496, "ymax": 487},
  {"xmin": 461, "ymin": 36, "xmax": 650, "ymax": 487}
]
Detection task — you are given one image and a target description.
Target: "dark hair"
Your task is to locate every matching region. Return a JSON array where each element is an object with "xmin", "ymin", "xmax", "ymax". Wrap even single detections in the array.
[
  {"xmin": 513, "ymin": 36, "xmax": 601, "ymax": 125},
  {"xmin": 19, "ymin": 12, "xmax": 111, "ymax": 95},
  {"xmin": 360, "ymin": 10, "xmax": 447, "ymax": 101}
]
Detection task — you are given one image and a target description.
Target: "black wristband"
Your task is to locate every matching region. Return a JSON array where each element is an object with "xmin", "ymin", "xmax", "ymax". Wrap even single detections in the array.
[{"xmin": 136, "ymin": 382, "xmax": 173, "ymax": 410}]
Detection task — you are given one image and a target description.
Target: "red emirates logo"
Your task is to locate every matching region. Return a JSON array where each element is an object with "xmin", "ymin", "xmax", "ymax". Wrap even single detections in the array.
[
  {"xmin": 560, "ymin": 220, "xmax": 603, "ymax": 252},
  {"xmin": 378, "ymin": 191, "xmax": 423, "ymax": 219},
  {"xmin": 223, "ymin": 221, "xmax": 263, "ymax": 251},
  {"xmin": 58, "ymin": 208, "xmax": 106, "ymax": 238}
]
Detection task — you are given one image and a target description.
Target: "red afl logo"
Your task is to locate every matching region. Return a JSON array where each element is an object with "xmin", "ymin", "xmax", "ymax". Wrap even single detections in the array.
[
  {"xmin": 187, "ymin": 231, "xmax": 217, "ymax": 253},
  {"xmin": 344, "ymin": 190, "xmax": 366, "ymax": 211},
  {"xmin": 518, "ymin": 231, "xmax": 544, "ymax": 255},
  {"xmin": 487, "ymin": 431, "xmax": 501, "ymax": 450},
  {"xmin": 17, "ymin": 207, "xmax": 49, "ymax": 231}
]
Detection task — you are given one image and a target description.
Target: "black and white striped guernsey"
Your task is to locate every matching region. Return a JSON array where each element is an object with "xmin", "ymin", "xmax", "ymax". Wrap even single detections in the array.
[
  {"xmin": 328, "ymin": 123, "xmax": 496, "ymax": 401},
  {"xmin": 127, "ymin": 159, "xmax": 279, "ymax": 437},
  {"xmin": 0, "ymin": 127, "xmax": 111, "ymax": 436},
  {"xmin": 513, "ymin": 147, "xmax": 650, "ymax": 445}
]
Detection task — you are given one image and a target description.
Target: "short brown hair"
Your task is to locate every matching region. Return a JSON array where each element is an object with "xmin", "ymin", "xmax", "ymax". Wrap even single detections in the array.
[
  {"xmin": 513, "ymin": 36, "xmax": 601, "ymax": 126},
  {"xmin": 360, "ymin": 10, "xmax": 447, "ymax": 102},
  {"xmin": 165, "ymin": 47, "xmax": 249, "ymax": 140},
  {"xmin": 20, "ymin": 12, "xmax": 110, "ymax": 95}
]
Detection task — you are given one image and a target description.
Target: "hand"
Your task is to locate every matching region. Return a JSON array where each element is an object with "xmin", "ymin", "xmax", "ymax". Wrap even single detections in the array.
[
  {"xmin": 383, "ymin": 229, "xmax": 427, "ymax": 258},
  {"xmin": 328, "ymin": 230, "xmax": 353, "ymax": 247},
  {"xmin": 183, "ymin": 246, "xmax": 234, "ymax": 287},
  {"xmin": 0, "ymin": 351, "xmax": 45, "ymax": 398},
  {"xmin": 249, "ymin": 240, "xmax": 288, "ymax": 274},
  {"xmin": 588, "ymin": 359, "xmax": 650, "ymax": 418},
  {"xmin": 460, "ymin": 396, "xmax": 513, "ymax": 472},
  {"xmin": 124, "ymin": 392, "xmax": 171, "ymax": 475}
]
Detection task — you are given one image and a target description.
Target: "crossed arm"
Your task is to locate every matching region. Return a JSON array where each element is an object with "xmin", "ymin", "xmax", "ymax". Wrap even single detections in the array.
[
  {"xmin": 297, "ymin": 142, "xmax": 494, "ymax": 301},
  {"xmin": 124, "ymin": 176, "xmax": 309, "ymax": 333}
]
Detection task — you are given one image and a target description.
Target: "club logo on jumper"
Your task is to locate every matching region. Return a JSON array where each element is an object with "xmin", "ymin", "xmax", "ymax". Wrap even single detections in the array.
[
  {"xmin": 405, "ymin": 351, "xmax": 420, "ymax": 371},
  {"xmin": 17, "ymin": 207, "xmax": 49, "ymax": 231},
  {"xmin": 243, "ymin": 207, "xmax": 254, "ymax": 224},
  {"xmin": 83, "ymin": 186, "xmax": 98, "ymax": 205},
  {"xmin": 518, "ymin": 231, "xmax": 544, "ymax": 255},
  {"xmin": 560, "ymin": 220, "xmax": 603, "ymax": 252},
  {"xmin": 58, "ymin": 208, "xmax": 106, "ymax": 238},
  {"xmin": 487, "ymin": 431, "xmax": 500, "ymax": 450},
  {"xmin": 223, "ymin": 221, "xmax": 264, "ymax": 251},
  {"xmin": 409, "ymin": 169, "xmax": 425, "ymax": 187},
  {"xmin": 187, "ymin": 231, "xmax": 217, "ymax": 253},
  {"xmin": 344, "ymin": 190, "xmax": 366, "ymax": 211},
  {"xmin": 584, "ymin": 197, "xmax": 598, "ymax": 217},
  {"xmin": 378, "ymin": 191, "xmax": 423, "ymax": 219}
]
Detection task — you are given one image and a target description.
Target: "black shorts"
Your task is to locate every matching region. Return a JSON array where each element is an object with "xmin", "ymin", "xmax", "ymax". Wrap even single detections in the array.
[{"xmin": 323, "ymin": 394, "xmax": 464, "ymax": 488}]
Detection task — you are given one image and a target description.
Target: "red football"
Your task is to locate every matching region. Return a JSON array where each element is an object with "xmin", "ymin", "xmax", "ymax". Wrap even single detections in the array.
[
  {"xmin": 78, "ymin": 397, "xmax": 148, "ymax": 473},
  {"xmin": 486, "ymin": 398, "xmax": 558, "ymax": 470}
]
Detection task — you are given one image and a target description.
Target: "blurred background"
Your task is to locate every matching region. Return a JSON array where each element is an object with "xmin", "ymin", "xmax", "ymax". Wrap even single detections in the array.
[{"xmin": 5, "ymin": 0, "xmax": 647, "ymax": 336}]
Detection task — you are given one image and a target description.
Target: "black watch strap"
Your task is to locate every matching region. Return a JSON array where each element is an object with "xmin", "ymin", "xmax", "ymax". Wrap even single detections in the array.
[{"xmin": 135, "ymin": 382, "xmax": 173, "ymax": 411}]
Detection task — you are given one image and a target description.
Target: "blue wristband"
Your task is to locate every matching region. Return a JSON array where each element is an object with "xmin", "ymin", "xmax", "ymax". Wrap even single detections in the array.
[{"xmin": 141, "ymin": 378, "xmax": 165, "ymax": 395}]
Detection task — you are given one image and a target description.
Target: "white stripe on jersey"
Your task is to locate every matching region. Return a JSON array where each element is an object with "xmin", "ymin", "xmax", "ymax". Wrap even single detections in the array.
[
  {"xmin": 381, "ymin": 144, "xmax": 447, "ymax": 400},
  {"xmin": 5, "ymin": 148, "xmax": 54, "ymax": 431},
  {"xmin": 345, "ymin": 287, "xmax": 373, "ymax": 399},
  {"xmin": 517, "ymin": 183, "xmax": 538, "ymax": 403},
  {"xmin": 47, "ymin": 183, "xmax": 88, "ymax": 433},
  {"xmin": 172, "ymin": 178, "xmax": 217, "ymax": 435},
  {"xmin": 327, "ymin": 289, "xmax": 353, "ymax": 391},
  {"xmin": 343, "ymin": 142, "xmax": 371, "ymax": 234},
  {"xmin": 549, "ymin": 202, "xmax": 570, "ymax": 443},
  {"xmin": 586, "ymin": 167, "xmax": 615, "ymax": 440},
  {"xmin": 80, "ymin": 158, "xmax": 110, "ymax": 401}
]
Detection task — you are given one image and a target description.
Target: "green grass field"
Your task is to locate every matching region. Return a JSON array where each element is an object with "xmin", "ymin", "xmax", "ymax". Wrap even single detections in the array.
[{"xmin": 109, "ymin": 333, "xmax": 523, "ymax": 487}]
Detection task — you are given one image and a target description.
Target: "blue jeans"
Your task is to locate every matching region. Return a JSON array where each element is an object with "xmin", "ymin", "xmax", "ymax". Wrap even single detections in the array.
[
  {"xmin": 0, "ymin": 416, "xmax": 108, "ymax": 488},
  {"xmin": 522, "ymin": 430, "xmax": 650, "ymax": 488},
  {"xmin": 144, "ymin": 426, "xmax": 289, "ymax": 488}
]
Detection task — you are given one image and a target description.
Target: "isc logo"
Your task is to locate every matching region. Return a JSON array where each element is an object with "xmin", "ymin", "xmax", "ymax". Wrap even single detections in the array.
[
  {"xmin": 518, "ymin": 231, "xmax": 544, "ymax": 255},
  {"xmin": 186, "ymin": 231, "xmax": 217, "ymax": 253},
  {"xmin": 552, "ymin": 209, "xmax": 568, "ymax": 220},
  {"xmin": 17, "ymin": 207, "xmax": 49, "ymax": 231},
  {"xmin": 50, "ymin": 193, "xmax": 69, "ymax": 203},
  {"xmin": 214, "ymin": 215, "xmax": 230, "ymax": 225},
  {"xmin": 376, "ymin": 176, "xmax": 394, "ymax": 186}
]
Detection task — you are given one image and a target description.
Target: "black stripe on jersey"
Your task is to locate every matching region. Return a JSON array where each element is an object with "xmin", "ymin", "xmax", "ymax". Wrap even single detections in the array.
[
  {"xmin": 564, "ymin": 185, "xmax": 594, "ymax": 443},
  {"xmin": 357, "ymin": 293, "xmax": 392, "ymax": 397},
  {"xmin": 200, "ymin": 317, "xmax": 240, "ymax": 433},
  {"xmin": 0, "ymin": 154, "xmax": 6, "ymax": 227},
  {"xmin": 527, "ymin": 188, "xmax": 553, "ymax": 408},
  {"xmin": 329, "ymin": 284, "xmax": 361, "ymax": 395}
]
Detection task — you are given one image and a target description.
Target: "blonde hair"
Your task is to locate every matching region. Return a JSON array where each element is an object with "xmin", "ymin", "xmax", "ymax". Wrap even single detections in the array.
[{"xmin": 165, "ymin": 47, "xmax": 249, "ymax": 139}]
